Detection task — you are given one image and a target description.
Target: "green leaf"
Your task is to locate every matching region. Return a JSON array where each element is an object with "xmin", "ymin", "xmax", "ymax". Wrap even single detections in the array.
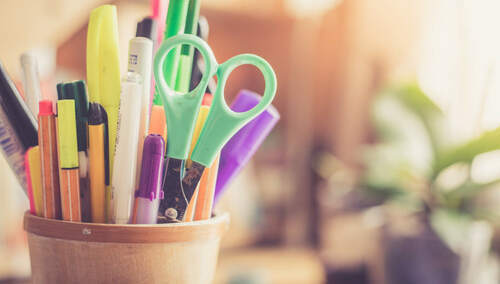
[
  {"xmin": 390, "ymin": 83, "xmax": 443, "ymax": 119},
  {"xmin": 385, "ymin": 83, "xmax": 445, "ymax": 154},
  {"xmin": 445, "ymin": 178, "xmax": 500, "ymax": 200},
  {"xmin": 434, "ymin": 126, "xmax": 500, "ymax": 177},
  {"xmin": 430, "ymin": 209, "xmax": 473, "ymax": 252}
]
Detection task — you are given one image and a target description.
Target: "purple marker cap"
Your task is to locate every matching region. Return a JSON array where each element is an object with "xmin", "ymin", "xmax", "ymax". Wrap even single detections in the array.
[
  {"xmin": 135, "ymin": 134, "xmax": 165, "ymax": 200},
  {"xmin": 214, "ymin": 89, "xmax": 280, "ymax": 203}
]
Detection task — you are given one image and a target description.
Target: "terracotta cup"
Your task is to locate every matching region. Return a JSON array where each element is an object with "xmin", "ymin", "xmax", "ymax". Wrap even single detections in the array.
[{"xmin": 24, "ymin": 212, "xmax": 229, "ymax": 284}]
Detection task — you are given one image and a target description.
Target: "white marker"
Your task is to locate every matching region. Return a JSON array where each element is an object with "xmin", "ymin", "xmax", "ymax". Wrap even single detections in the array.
[
  {"xmin": 111, "ymin": 72, "xmax": 142, "ymax": 224},
  {"xmin": 20, "ymin": 53, "xmax": 42, "ymax": 117},
  {"xmin": 128, "ymin": 36, "xmax": 154, "ymax": 190}
]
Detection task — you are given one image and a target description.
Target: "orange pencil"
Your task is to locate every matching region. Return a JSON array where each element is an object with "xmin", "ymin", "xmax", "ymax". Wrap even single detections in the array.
[
  {"xmin": 148, "ymin": 105, "xmax": 167, "ymax": 141},
  {"xmin": 57, "ymin": 100, "xmax": 81, "ymax": 221},
  {"xmin": 38, "ymin": 100, "xmax": 61, "ymax": 219},
  {"xmin": 183, "ymin": 187, "xmax": 198, "ymax": 222},
  {"xmin": 88, "ymin": 103, "xmax": 108, "ymax": 223},
  {"xmin": 193, "ymin": 156, "xmax": 219, "ymax": 220}
]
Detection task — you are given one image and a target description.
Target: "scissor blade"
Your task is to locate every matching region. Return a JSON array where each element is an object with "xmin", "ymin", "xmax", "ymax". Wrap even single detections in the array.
[
  {"xmin": 181, "ymin": 161, "xmax": 206, "ymax": 203},
  {"xmin": 159, "ymin": 157, "xmax": 187, "ymax": 221}
]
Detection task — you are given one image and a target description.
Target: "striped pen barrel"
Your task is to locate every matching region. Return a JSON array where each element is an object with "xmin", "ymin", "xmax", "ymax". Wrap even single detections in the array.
[
  {"xmin": 57, "ymin": 100, "xmax": 81, "ymax": 222},
  {"xmin": 38, "ymin": 100, "xmax": 61, "ymax": 219}
]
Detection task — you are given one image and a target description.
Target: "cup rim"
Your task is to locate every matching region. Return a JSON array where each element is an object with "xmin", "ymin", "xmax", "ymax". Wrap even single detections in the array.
[{"xmin": 24, "ymin": 211, "xmax": 230, "ymax": 243}]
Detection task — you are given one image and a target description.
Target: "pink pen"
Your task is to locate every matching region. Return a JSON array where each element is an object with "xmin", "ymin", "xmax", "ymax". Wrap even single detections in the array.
[
  {"xmin": 24, "ymin": 150, "xmax": 36, "ymax": 214},
  {"xmin": 150, "ymin": 0, "xmax": 168, "ymax": 107},
  {"xmin": 151, "ymin": 0, "xmax": 168, "ymax": 46},
  {"xmin": 132, "ymin": 134, "xmax": 165, "ymax": 224}
]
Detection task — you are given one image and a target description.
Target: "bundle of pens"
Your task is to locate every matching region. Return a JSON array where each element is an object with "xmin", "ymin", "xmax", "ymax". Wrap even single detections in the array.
[{"xmin": 0, "ymin": 0, "xmax": 279, "ymax": 226}]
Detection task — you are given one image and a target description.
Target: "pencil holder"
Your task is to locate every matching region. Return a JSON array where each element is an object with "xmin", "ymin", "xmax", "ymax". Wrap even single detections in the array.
[{"xmin": 23, "ymin": 212, "xmax": 229, "ymax": 284}]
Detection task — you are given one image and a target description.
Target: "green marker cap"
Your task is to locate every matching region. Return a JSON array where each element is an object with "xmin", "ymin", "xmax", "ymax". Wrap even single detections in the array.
[
  {"xmin": 153, "ymin": 85, "xmax": 162, "ymax": 106},
  {"xmin": 181, "ymin": 0, "xmax": 201, "ymax": 56},
  {"xmin": 56, "ymin": 81, "xmax": 89, "ymax": 151}
]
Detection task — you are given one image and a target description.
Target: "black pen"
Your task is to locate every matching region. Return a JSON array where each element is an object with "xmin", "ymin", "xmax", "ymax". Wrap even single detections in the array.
[{"xmin": 0, "ymin": 61, "xmax": 38, "ymax": 193}]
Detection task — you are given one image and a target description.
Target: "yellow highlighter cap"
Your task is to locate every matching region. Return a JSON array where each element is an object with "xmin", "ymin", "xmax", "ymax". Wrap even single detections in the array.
[
  {"xmin": 57, "ymin": 100, "xmax": 79, "ymax": 168},
  {"xmin": 187, "ymin": 106, "xmax": 210, "ymax": 168},
  {"xmin": 87, "ymin": 5, "xmax": 121, "ymax": 104}
]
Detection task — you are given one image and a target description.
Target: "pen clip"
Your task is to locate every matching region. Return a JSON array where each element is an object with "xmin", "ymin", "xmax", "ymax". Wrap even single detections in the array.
[{"xmin": 102, "ymin": 106, "xmax": 110, "ymax": 185}]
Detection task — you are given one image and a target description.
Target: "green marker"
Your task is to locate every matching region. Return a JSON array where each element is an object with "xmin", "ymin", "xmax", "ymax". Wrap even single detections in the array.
[
  {"xmin": 175, "ymin": 0, "xmax": 201, "ymax": 93},
  {"xmin": 159, "ymin": 0, "xmax": 190, "ymax": 97}
]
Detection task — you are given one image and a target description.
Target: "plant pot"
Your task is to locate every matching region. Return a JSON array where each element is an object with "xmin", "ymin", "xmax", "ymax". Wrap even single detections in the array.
[
  {"xmin": 24, "ymin": 212, "xmax": 229, "ymax": 284},
  {"xmin": 383, "ymin": 214, "xmax": 460, "ymax": 284}
]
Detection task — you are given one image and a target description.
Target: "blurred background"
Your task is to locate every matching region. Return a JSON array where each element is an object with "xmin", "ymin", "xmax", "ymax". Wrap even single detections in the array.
[{"xmin": 3, "ymin": 0, "xmax": 500, "ymax": 283}]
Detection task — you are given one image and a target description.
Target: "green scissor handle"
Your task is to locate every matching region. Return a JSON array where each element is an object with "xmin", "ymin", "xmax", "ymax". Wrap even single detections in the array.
[
  {"xmin": 191, "ymin": 53, "xmax": 277, "ymax": 166},
  {"xmin": 154, "ymin": 34, "xmax": 218, "ymax": 160}
]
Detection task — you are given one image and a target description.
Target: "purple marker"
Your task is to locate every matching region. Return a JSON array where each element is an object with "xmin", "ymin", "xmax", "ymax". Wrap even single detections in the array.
[
  {"xmin": 214, "ymin": 89, "xmax": 280, "ymax": 203},
  {"xmin": 133, "ymin": 134, "xmax": 165, "ymax": 224}
]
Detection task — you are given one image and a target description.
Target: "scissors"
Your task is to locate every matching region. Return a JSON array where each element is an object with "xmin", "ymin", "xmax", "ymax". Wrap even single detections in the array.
[{"xmin": 154, "ymin": 34, "xmax": 277, "ymax": 222}]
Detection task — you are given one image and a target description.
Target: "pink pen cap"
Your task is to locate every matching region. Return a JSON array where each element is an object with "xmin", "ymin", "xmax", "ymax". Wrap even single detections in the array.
[
  {"xmin": 151, "ymin": 0, "xmax": 168, "ymax": 46},
  {"xmin": 134, "ymin": 134, "xmax": 165, "ymax": 224},
  {"xmin": 38, "ymin": 100, "xmax": 54, "ymax": 116}
]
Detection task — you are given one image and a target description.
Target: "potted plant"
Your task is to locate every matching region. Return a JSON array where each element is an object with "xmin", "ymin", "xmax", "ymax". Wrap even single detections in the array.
[{"xmin": 360, "ymin": 83, "xmax": 500, "ymax": 284}]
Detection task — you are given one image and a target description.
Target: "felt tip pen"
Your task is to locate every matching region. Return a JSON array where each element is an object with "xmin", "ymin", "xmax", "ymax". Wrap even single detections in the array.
[
  {"xmin": 133, "ymin": 134, "xmax": 165, "ymax": 224},
  {"xmin": 57, "ymin": 99, "xmax": 81, "ymax": 222},
  {"xmin": 20, "ymin": 53, "xmax": 42, "ymax": 117},
  {"xmin": 38, "ymin": 100, "xmax": 62, "ymax": 219},
  {"xmin": 215, "ymin": 90, "xmax": 280, "ymax": 203},
  {"xmin": 111, "ymin": 73, "xmax": 142, "ymax": 224},
  {"xmin": 88, "ymin": 103, "xmax": 108, "ymax": 223},
  {"xmin": 0, "ymin": 62, "xmax": 38, "ymax": 194},
  {"xmin": 57, "ymin": 81, "xmax": 91, "ymax": 221},
  {"xmin": 56, "ymin": 81, "xmax": 89, "ymax": 177},
  {"xmin": 156, "ymin": 0, "xmax": 189, "ymax": 102},
  {"xmin": 175, "ymin": 0, "xmax": 201, "ymax": 92}
]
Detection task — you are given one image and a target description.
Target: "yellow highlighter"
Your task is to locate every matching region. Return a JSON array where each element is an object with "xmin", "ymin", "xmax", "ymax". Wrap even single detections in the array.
[
  {"xmin": 26, "ymin": 146, "xmax": 44, "ymax": 217},
  {"xmin": 87, "ymin": 5, "xmax": 121, "ymax": 196},
  {"xmin": 184, "ymin": 106, "xmax": 210, "ymax": 221},
  {"xmin": 88, "ymin": 103, "xmax": 108, "ymax": 223},
  {"xmin": 57, "ymin": 100, "xmax": 81, "ymax": 222}
]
